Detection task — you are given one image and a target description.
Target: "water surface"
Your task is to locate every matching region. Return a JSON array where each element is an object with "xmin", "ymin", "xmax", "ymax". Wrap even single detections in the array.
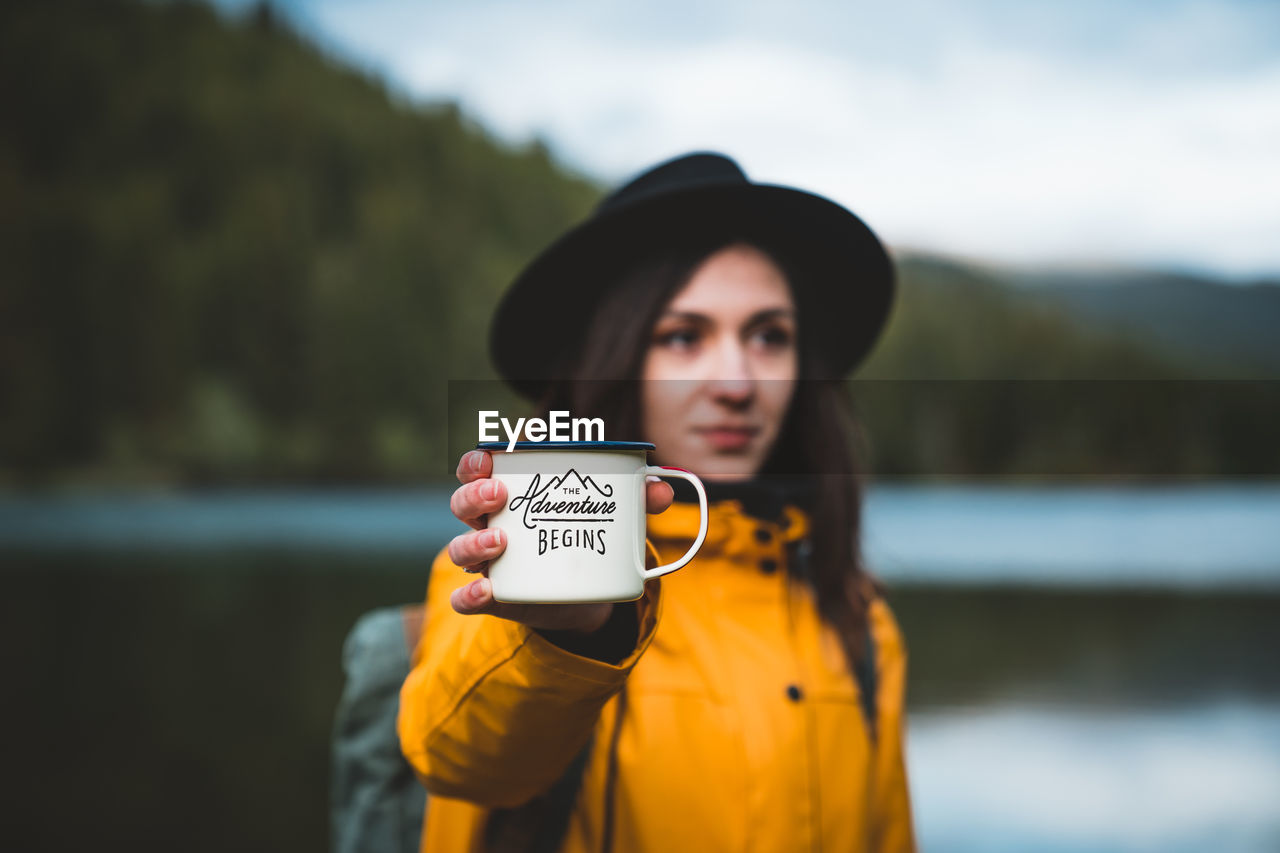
[{"xmin": 4, "ymin": 484, "xmax": 1278, "ymax": 851}]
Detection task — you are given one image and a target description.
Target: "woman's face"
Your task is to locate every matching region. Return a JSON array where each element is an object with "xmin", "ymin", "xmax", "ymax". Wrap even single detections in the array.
[{"xmin": 641, "ymin": 243, "xmax": 799, "ymax": 482}]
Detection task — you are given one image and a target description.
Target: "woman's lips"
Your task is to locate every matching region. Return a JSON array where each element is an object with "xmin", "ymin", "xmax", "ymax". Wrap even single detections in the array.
[{"xmin": 696, "ymin": 426, "xmax": 759, "ymax": 451}]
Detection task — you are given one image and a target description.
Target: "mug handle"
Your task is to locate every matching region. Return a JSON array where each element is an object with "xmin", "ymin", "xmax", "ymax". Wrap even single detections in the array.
[{"xmin": 638, "ymin": 466, "xmax": 709, "ymax": 581}]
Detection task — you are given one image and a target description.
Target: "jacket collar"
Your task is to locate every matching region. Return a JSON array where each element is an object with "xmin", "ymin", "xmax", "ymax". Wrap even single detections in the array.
[
  {"xmin": 669, "ymin": 476, "xmax": 814, "ymax": 522},
  {"xmin": 654, "ymin": 477, "xmax": 812, "ymax": 546}
]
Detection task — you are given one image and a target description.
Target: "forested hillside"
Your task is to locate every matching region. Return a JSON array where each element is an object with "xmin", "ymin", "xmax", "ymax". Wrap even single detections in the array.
[{"xmin": 3, "ymin": 0, "xmax": 1275, "ymax": 485}]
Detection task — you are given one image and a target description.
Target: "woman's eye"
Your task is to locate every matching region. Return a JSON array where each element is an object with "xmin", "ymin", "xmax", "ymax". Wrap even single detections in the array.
[
  {"xmin": 751, "ymin": 325, "xmax": 794, "ymax": 349},
  {"xmin": 655, "ymin": 328, "xmax": 701, "ymax": 350}
]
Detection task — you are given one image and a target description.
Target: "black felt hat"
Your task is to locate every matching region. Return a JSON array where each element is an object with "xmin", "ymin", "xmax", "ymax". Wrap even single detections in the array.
[{"xmin": 489, "ymin": 152, "xmax": 894, "ymax": 398}]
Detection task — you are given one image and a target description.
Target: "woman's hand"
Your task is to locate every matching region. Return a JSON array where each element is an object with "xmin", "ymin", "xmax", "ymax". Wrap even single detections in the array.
[{"xmin": 446, "ymin": 449, "xmax": 674, "ymax": 635}]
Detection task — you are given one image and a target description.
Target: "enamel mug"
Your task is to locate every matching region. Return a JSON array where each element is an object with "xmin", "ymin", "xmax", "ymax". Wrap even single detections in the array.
[{"xmin": 478, "ymin": 441, "xmax": 709, "ymax": 603}]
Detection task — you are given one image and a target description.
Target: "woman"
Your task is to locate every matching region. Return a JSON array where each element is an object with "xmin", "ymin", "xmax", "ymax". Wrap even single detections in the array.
[{"xmin": 399, "ymin": 153, "xmax": 915, "ymax": 852}]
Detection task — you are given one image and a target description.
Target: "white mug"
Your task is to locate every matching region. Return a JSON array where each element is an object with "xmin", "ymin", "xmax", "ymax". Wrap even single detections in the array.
[{"xmin": 479, "ymin": 441, "xmax": 709, "ymax": 603}]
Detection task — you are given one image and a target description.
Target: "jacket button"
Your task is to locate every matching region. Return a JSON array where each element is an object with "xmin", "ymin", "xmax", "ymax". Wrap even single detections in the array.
[
  {"xmin": 786, "ymin": 684, "xmax": 803, "ymax": 702},
  {"xmin": 759, "ymin": 558, "xmax": 778, "ymax": 575},
  {"xmin": 754, "ymin": 527, "xmax": 772, "ymax": 544}
]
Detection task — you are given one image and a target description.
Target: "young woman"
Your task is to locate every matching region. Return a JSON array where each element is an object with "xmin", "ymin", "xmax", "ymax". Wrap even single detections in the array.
[{"xmin": 399, "ymin": 153, "xmax": 915, "ymax": 852}]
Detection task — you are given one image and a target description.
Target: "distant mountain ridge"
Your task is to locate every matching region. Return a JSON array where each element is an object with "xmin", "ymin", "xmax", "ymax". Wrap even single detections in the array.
[
  {"xmin": 994, "ymin": 266, "xmax": 1280, "ymax": 376},
  {"xmin": 862, "ymin": 254, "xmax": 1280, "ymax": 380}
]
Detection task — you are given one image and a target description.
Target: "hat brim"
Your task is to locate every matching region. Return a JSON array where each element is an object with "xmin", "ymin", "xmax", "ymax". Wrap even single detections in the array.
[{"xmin": 490, "ymin": 182, "xmax": 894, "ymax": 398}]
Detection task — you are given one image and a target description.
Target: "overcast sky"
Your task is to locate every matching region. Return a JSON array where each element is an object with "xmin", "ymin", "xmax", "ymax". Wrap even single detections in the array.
[{"xmin": 219, "ymin": 0, "xmax": 1280, "ymax": 278}]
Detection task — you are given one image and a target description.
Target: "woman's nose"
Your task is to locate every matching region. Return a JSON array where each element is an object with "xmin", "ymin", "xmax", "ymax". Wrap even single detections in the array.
[{"xmin": 707, "ymin": 339, "xmax": 755, "ymax": 404}]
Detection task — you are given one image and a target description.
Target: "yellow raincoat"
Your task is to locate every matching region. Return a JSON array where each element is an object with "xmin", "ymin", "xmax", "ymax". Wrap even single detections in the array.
[{"xmin": 399, "ymin": 499, "xmax": 916, "ymax": 852}]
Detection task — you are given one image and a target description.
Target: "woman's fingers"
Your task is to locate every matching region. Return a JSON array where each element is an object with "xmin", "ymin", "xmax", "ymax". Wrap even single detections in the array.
[
  {"xmin": 450, "ymin": 576, "xmax": 613, "ymax": 633},
  {"xmin": 448, "ymin": 527, "xmax": 506, "ymax": 571},
  {"xmin": 450, "ymin": 576, "xmax": 496, "ymax": 615},
  {"xmin": 449, "ymin": 477, "xmax": 508, "ymax": 530},
  {"xmin": 645, "ymin": 478, "xmax": 675, "ymax": 515},
  {"xmin": 455, "ymin": 450, "xmax": 492, "ymax": 485}
]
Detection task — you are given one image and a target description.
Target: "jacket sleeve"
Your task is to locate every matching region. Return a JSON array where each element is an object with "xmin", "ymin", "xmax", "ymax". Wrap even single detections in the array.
[
  {"xmin": 868, "ymin": 597, "xmax": 918, "ymax": 853},
  {"xmin": 397, "ymin": 546, "xmax": 663, "ymax": 809}
]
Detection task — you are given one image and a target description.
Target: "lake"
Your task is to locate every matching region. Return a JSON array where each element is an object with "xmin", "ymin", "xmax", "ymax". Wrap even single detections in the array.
[{"xmin": 2, "ymin": 484, "xmax": 1278, "ymax": 851}]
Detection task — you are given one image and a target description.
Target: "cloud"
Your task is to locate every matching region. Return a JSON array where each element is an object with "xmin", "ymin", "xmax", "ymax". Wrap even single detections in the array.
[{"xmin": 297, "ymin": 0, "xmax": 1280, "ymax": 276}]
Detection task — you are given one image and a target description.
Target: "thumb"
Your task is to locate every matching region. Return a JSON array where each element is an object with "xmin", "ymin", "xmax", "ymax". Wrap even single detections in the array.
[{"xmin": 645, "ymin": 477, "xmax": 675, "ymax": 514}]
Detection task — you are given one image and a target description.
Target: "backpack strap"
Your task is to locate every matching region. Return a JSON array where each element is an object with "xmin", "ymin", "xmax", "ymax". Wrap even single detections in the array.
[
  {"xmin": 483, "ymin": 607, "xmax": 639, "ymax": 850},
  {"xmin": 401, "ymin": 605, "xmax": 424, "ymax": 659},
  {"xmin": 483, "ymin": 738, "xmax": 594, "ymax": 853},
  {"xmin": 855, "ymin": 617, "xmax": 878, "ymax": 744},
  {"xmin": 789, "ymin": 539, "xmax": 879, "ymax": 743}
]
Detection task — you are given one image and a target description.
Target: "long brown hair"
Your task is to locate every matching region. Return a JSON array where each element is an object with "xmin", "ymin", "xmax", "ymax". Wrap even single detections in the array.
[{"xmin": 536, "ymin": 233, "xmax": 874, "ymax": 669}]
